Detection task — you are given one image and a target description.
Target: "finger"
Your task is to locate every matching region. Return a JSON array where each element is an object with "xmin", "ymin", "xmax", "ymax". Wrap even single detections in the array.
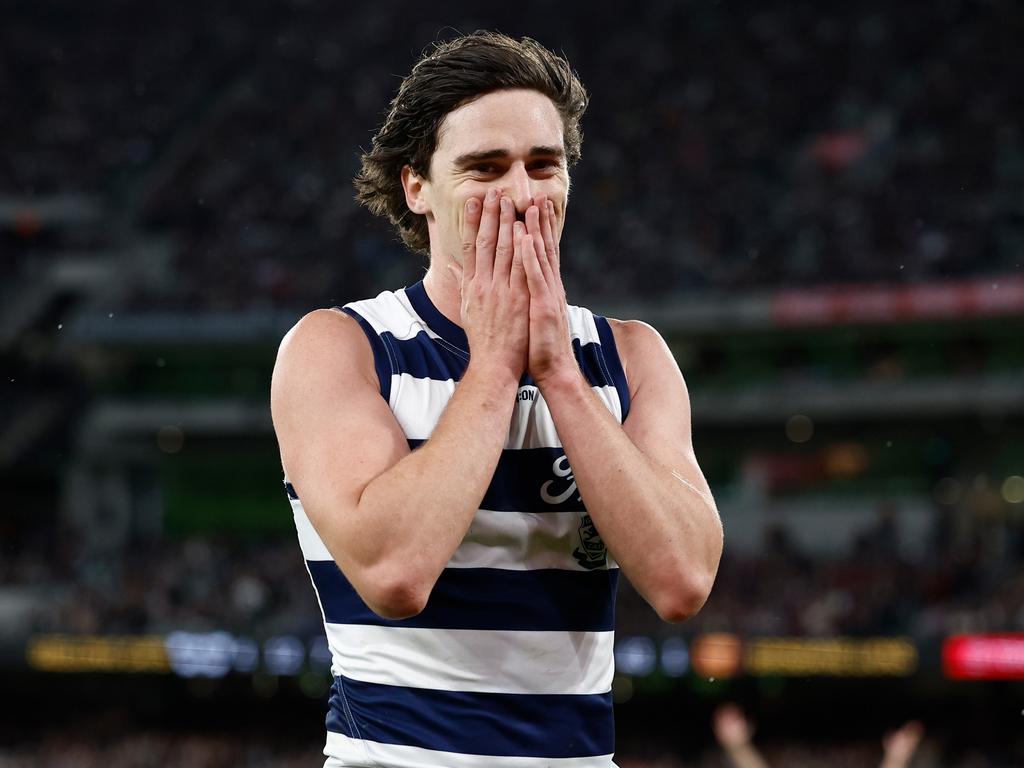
[
  {"xmin": 531, "ymin": 199, "xmax": 557, "ymax": 285},
  {"xmin": 525, "ymin": 201, "xmax": 542, "ymax": 246},
  {"xmin": 543, "ymin": 199, "xmax": 560, "ymax": 271},
  {"xmin": 526, "ymin": 204, "xmax": 555, "ymax": 288},
  {"xmin": 510, "ymin": 220, "xmax": 527, "ymax": 290},
  {"xmin": 521, "ymin": 221, "xmax": 547, "ymax": 297},
  {"xmin": 475, "ymin": 187, "xmax": 500, "ymax": 282},
  {"xmin": 493, "ymin": 195, "xmax": 514, "ymax": 281},
  {"xmin": 460, "ymin": 197, "xmax": 481, "ymax": 282}
]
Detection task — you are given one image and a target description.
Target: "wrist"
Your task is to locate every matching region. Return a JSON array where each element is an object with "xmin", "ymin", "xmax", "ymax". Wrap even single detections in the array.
[
  {"xmin": 533, "ymin": 362, "xmax": 585, "ymax": 395},
  {"xmin": 465, "ymin": 355, "xmax": 523, "ymax": 392}
]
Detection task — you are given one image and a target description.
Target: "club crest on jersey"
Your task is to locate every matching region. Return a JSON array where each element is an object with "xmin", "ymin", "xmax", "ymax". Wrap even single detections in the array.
[{"xmin": 573, "ymin": 514, "xmax": 608, "ymax": 570}]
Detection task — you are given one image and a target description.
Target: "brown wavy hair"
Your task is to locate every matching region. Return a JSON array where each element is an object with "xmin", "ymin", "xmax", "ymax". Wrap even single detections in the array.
[{"xmin": 353, "ymin": 30, "xmax": 589, "ymax": 255}]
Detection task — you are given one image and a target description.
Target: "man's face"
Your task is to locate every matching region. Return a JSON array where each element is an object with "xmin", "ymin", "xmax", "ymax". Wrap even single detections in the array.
[{"xmin": 410, "ymin": 88, "xmax": 570, "ymax": 264}]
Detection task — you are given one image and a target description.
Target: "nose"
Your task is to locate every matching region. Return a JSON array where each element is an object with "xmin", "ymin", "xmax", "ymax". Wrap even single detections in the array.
[{"xmin": 504, "ymin": 163, "xmax": 536, "ymax": 218}]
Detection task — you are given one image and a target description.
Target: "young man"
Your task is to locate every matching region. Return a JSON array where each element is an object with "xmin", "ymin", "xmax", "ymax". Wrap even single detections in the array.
[{"xmin": 271, "ymin": 31, "xmax": 722, "ymax": 768}]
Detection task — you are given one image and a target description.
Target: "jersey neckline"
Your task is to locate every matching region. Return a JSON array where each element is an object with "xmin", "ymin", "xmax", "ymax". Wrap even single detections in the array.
[{"xmin": 405, "ymin": 280, "xmax": 469, "ymax": 353}]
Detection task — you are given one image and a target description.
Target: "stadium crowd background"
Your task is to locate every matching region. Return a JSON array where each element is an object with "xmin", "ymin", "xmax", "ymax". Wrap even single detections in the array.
[{"xmin": 2, "ymin": 0, "xmax": 1023, "ymax": 765}]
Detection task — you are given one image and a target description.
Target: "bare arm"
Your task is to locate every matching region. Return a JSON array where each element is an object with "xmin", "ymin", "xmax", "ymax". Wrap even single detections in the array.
[
  {"xmin": 520, "ymin": 197, "xmax": 722, "ymax": 621},
  {"xmin": 271, "ymin": 188, "xmax": 528, "ymax": 619}
]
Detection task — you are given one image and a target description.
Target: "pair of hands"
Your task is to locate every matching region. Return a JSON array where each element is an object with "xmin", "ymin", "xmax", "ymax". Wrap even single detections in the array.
[{"xmin": 448, "ymin": 187, "xmax": 575, "ymax": 387}]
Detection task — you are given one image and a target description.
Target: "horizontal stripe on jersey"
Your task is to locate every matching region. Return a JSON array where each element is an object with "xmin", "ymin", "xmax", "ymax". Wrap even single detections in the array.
[
  {"xmin": 290, "ymin": 496, "xmax": 617, "ymax": 572},
  {"xmin": 324, "ymin": 624, "xmax": 614, "ymax": 695},
  {"xmin": 308, "ymin": 560, "xmax": 618, "ymax": 632},
  {"xmin": 407, "ymin": 442, "xmax": 587, "ymax": 512},
  {"xmin": 449, "ymin": 508, "xmax": 617, "ymax": 570},
  {"xmin": 326, "ymin": 675, "xmax": 614, "ymax": 758},
  {"xmin": 324, "ymin": 731, "xmax": 617, "ymax": 768},
  {"xmin": 338, "ymin": 322, "xmax": 623, "ymax": 392},
  {"xmin": 390, "ymin": 374, "xmax": 625, "ymax": 446}
]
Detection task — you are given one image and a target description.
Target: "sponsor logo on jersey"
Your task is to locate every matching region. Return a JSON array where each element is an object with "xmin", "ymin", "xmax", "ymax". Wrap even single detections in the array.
[{"xmin": 516, "ymin": 387, "xmax": 536, "ymax": 402}]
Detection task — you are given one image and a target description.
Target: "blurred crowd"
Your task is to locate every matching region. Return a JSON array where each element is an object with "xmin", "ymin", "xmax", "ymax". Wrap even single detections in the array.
[
  {"xmin": 0, "ymin": 730, "xmax": 317, "ymax": 768},
  {"xmin": 1, "ymin": 712, "xmax": 1019, "ymax": 768},
  {"xmin": 5, "ymin": 489, "xmax": 1023, "ymax": 642},
  {"xmin": 5, "ymin": 0, "xmax": 1022, "ymax": 309},
  {"xmin": 2, "ymin": 534, "xmax": 318, "ymax": 638},
  {"xmin": 622, "ymin": 495, "xmax": 1024, "ymax": 639}
]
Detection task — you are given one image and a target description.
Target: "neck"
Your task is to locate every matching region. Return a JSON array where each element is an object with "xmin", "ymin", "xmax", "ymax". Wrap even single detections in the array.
[{"xmin": 421, "ymin": 260, "xmax": 464, "ymax": 329}]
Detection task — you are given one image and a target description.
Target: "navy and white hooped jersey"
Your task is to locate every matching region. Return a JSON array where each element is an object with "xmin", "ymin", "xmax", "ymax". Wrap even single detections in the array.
[{"xmin": 284, "ymin": 280, "xmax": 631, "ymax": 768}]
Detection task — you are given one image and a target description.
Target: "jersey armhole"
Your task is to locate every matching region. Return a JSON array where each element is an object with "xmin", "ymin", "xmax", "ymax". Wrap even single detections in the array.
[
  {"xmin": 337, "ymin": 306, "xmax": 394, "ymax": 404},
  {"xmin": 593, "ymin": 315, "xmax": 631, "ymax": 421}
]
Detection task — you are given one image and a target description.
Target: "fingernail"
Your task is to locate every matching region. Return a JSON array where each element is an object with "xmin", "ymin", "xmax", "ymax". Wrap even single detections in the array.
[
  {"xmin": 513, "ymin": 221, "xmax": 524, "ymax": 235},
  {"xmin": 487, "ymin": 188, "xmax": 498, "ymax": 201},
  {"xmin": 467, "ymin": 198, "xmax": 479, "ymax": 213},
  {"xmin": 500, "ymin": 196, "xmax": 510, "ymax": 212}
]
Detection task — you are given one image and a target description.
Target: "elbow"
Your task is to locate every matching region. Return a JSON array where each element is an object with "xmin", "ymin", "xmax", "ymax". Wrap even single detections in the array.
[
  {"xmin": 653, "ymin": 568, "xmax": 718, "ymax": 625},
  {"xmin": 369, "ymin": 588, "xmax": 428, "ymax": 621},
  {"xmin": 360, "ymin": 564, "xmax": 431, "ymax": 621},
  {"xmin": 656, "ymin": 520, "xmax": 724, "ymax": 624}
]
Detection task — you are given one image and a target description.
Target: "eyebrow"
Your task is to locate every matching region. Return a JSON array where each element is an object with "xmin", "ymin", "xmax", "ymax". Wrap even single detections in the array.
[{"xmin": 453, "ymin": 146, "xmax": 565, "ymax": 167}]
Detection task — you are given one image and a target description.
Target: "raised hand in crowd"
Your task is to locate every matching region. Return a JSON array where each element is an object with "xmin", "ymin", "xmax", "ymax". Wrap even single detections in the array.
[
  {"xmin": 712, "ymin": 704, "xmax": 770, "ymax": 768},
  {"xmin": 880, "ymin": 720, "xmax": 925, "ymax": 768}
]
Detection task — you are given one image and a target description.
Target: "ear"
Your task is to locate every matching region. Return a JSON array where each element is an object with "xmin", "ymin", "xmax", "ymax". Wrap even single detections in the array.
[{"xmin": 401, "ymin": 165, "xmax": 431, "ymax": 216}]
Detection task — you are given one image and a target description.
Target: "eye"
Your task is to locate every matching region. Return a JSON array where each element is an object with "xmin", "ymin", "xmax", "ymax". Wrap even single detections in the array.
[
  {"xmin": 529, "ymin": 159, "xmax": 560, "ymax": 172},
  {"xmin": 472, "ymin": 163, "xmax": 498, "ymax": 174}
]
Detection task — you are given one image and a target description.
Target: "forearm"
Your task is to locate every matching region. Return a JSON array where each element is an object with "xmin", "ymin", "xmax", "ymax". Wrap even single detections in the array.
[
  {"xmin": 356, "ymin": 361, "xmax": 518, "ymax": 589},
  {"xmin": 539, "ymin": 369, "xmax": 721, "ymax": 620}
]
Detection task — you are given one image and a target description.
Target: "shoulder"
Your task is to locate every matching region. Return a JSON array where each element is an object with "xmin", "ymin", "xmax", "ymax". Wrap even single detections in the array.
[
  {"xmin": 605, "ymin": 318, "xmax": 677, "ymax": 390},
  {"xmin": 277, "ymin": 307, "xmax": 366, "ymax": 359},
  {"xmin": 272, "ymin": 308, "xmax": 377, "ymax": 394},
  {"xmin": 606, "ymin": 317, "xmax": 666, "ymax": 349}
]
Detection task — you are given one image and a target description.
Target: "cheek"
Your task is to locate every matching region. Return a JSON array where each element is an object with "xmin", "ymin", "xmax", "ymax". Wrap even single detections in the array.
[
  {"xmin": 449, "ymin": 185, "xmax": 488, "ymax": 233},
  {"xmin": 545, "ymin": 178, "xmax": 569, "ymax": 210}
]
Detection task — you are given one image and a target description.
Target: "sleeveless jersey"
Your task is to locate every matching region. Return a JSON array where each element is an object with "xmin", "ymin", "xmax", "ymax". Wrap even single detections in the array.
[{"xmin": 284, "ymin": 280, "xmax": 631, "ymax": 768}]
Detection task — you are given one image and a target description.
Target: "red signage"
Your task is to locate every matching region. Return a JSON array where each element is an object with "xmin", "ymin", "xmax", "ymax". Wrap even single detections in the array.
[
  {"xmin": 943, "ymin": 634, "xmax": 1024, "ymax": 680},
  {"xmin": 773, "ymin": 277, "xmax": 1024, "ymax": 326}
]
